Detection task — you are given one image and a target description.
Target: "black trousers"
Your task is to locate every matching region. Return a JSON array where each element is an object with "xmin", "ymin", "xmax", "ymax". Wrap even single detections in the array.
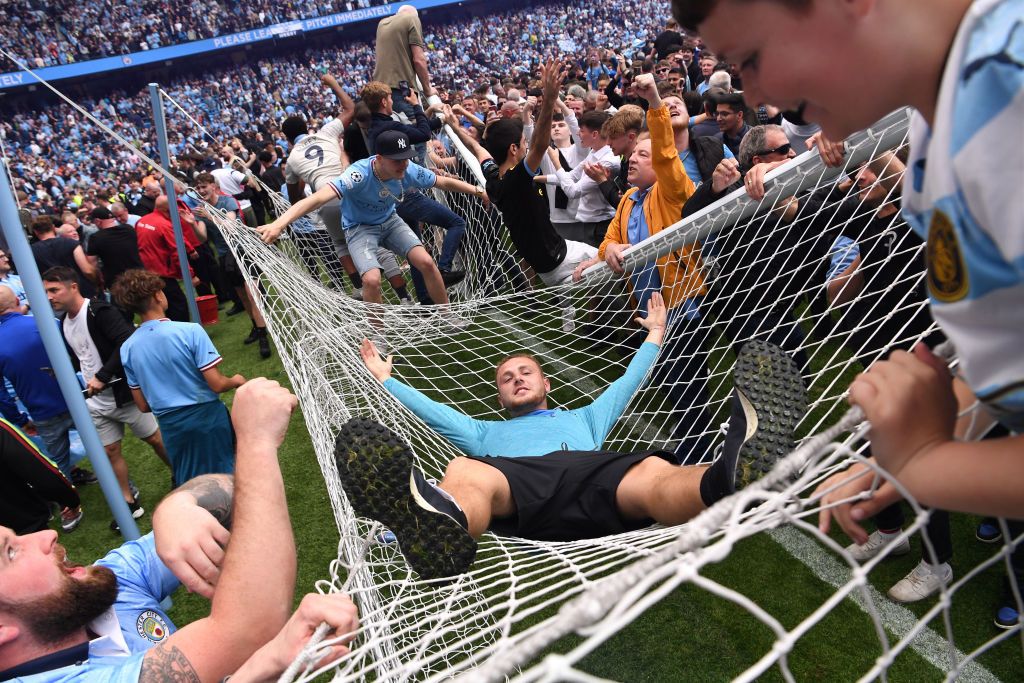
[{"xmin": 161, "ymin": 277, "xmax": 190, "ymax": 322}]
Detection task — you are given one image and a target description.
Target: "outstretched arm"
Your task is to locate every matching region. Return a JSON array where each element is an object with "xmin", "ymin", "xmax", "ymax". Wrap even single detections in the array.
[
  {"xmin": 444, "ymin": 106, "xmax": 492, "ymax": 164},
  {"xmin": 360, "ymin": 339, "xmax": 487, "ymax": 455},
  {"xmin": 258, "ymin": 184, "xmax": 337, "ymax": 244},
  {"xmin": 579, "ymin": 293, "xmax": 666, "ymax": 441},
  {"xmin": 434, "ymin": 174, "xmax": 487, "ymax": 202}
]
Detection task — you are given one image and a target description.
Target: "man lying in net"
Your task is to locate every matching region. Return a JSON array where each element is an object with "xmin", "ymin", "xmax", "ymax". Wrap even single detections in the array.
[{"xmin": 338, "ymin": 292, "xmax": 808, "ymax": 580}]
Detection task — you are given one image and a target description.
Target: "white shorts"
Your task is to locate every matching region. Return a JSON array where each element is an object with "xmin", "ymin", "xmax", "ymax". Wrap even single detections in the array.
[
  {"xmin": 90, "ymin": 401, "xmax": 159, "ymax": 447},
  {"xmin": 538, "ymin": 240, "xmax": 598, "ymax": 287}
]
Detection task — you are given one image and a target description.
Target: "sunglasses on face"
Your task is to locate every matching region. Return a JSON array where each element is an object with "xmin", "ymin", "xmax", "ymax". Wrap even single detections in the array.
[{"xmin": 755, "ymin": 143, "xmax": 793, "ymax": 157}]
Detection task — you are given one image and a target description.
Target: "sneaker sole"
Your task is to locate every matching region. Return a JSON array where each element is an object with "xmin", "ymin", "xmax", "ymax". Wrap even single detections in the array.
[
  {"xmin": 976, "ymin": 530, "xmax": 1003, "ymax": 544},
  {"xmin": 334, "ymin": 418, "xmax": 477, "ymax": 581},
  {"xmin": 731, "ymin": 340, "xmax": 808, "ymax": 490}
]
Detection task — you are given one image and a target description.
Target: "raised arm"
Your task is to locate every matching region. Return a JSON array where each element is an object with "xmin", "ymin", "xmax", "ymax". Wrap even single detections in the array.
[
  {"xmin": 636, "ymin": 74, "xmax": 695, "ymax": 202},
  {"xmin": 360, "ymin": 339, "xmax": 486, "ymax": 454},
  {"xmin": 258, "ymin": 184, "xmax": 337, "ymax": 244},
  {"xmin": 322, "ymin": 74, "xmax": 356, "ymax": 127},
  {"xmin": 138, "ymin": 379, "xmax": 298, "ymax": 683},
  {"xmin": 526, "ymin": 60, "xmax": 566, "ymax": 173},
  {"xmin": 579, "ymin": 293, "xmax": 666, "ymax": 441}
]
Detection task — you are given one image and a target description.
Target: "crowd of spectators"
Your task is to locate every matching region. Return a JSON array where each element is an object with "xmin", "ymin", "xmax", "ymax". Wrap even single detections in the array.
[
  {"xmin": 0, "ymin": 0, "xmax": 670, "ymax": 217},
  {"xmin": 0, "ymin": 0, "xmax": 392, "ymax": 68}
]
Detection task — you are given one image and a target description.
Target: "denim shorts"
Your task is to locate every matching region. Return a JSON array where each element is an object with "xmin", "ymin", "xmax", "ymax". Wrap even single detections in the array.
[{"xmin": 346, "ymin": 213, "xmax": 422, "ymax": 276}]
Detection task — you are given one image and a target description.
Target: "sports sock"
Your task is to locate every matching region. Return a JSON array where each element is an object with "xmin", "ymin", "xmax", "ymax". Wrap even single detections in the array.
[
  {"xmin": 348, "ymin": 272, "xmax": 362, "ymax": 288},
  {"xmin": 394, "ymin": 284, "xmax": 410, "ymax": 300},
  {"xmin": 698, "ymin": 460, "xmax": 732, "ymax": 508}
]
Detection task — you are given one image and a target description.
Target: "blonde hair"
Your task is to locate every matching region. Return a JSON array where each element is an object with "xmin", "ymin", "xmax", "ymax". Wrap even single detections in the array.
[{"xmin": 360, "ymin": 81, "xmax": 393, "ymax": 112}]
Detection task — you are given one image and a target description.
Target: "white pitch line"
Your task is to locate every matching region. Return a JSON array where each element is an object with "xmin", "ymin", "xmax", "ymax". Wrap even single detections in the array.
[{"xmin": 768, "ymin": 526, "xmax": 1000, "ymax": 682}]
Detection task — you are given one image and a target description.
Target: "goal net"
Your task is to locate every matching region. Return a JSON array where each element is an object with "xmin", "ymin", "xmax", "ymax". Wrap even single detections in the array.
[
  {"xmin": 194, "ymin": 105, "xmax": 1020, "ymax": 682},
  {"xmin": 3, "ymin": 42, "xmax": 1018, "ymax": 683}
]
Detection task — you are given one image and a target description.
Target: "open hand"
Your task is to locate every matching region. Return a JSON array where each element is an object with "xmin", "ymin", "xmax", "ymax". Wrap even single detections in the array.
[{"xmin": 359, "ymin": 338, "xmax": 393, "ymax": 382}]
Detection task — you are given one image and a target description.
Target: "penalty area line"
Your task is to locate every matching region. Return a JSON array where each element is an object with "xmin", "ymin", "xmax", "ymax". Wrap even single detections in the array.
[{"xmin": 768, "ymin": 526, "xmax": 999, "ymax": 682}]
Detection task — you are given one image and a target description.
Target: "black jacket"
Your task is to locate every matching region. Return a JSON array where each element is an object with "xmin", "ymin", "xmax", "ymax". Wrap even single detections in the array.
[
  {"xmin": 682, "ymin": 136, "xmax": 742, "ymax": 218},
  {"xmin": 62, "ymin": 299, "xmax": 136, "ymax": 408},
  {"xmin": 366, "ymin": 106, "xmax": 441, "ymax": 154}
]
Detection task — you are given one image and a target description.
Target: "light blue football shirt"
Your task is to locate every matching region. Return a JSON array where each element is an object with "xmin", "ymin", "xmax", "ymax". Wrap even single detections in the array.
[
  {"xmin": 328, "ymin": 156, "xmax": 436, "ymax": 229},
  {"xmin": 120, "ymin": 319, "xmax": 221, "ymax": 415}
]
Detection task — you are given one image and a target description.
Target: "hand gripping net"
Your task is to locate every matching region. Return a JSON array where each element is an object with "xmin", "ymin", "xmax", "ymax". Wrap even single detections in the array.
[{"xmin": 193, "ymin": 108, "xmax": 1021, "ymax": 682}]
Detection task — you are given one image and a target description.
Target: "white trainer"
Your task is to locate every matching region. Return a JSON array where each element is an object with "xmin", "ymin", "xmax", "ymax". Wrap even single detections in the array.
[
  {"xmin": 349, "ymin": 287, "xmax": 364, "ymax": 301},
  {"xmin": 887, "ymin": 560, "xmax": 953, "ymax": 603},
  {"xmin": 846, "ymin": 530, "xmax": 911, "ymax": 562}
]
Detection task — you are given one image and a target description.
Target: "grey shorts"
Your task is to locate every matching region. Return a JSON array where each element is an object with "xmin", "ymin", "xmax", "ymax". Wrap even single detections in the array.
[
  {"xmin": 89, "ymin": 400, "xmax": 159, "ymax": 447},
  {"xmin": 346, "ymin": 213, "xmax": 422, "ymax": 276}
]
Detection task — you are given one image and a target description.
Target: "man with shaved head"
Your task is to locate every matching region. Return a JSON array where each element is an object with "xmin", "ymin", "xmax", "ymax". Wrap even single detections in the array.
[{"xmin": 135, "ymin": 196, "xmax": 203, "ymax": 322}]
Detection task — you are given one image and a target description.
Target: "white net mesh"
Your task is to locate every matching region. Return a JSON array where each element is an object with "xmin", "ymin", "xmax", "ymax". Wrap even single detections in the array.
[
  {"xmin": 185, "ymin": 106, "xmax": 1021, "ymax": 681},
  {"xmin": 6, "ymin": 60, "xmax": 1017, "ymax": 677}
]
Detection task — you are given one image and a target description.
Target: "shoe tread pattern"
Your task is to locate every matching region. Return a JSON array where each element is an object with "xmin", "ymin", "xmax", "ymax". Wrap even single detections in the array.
[
  {"xmin": 334, "ymin": 418, "xmax": 477, "ymax": 580},
  {"xmin": 732, "ymin": 340, "xmax": 808, "ymax": 489}
]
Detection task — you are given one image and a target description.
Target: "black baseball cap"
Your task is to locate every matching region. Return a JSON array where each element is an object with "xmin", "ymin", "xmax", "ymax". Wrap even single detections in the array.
[
  {"xmin": 89, "ymin": 206, "xmax": 114, "ymax": 220},
  {"xmin": 375, "ymin": 130, "xmax": 417, "ymax": 160}
]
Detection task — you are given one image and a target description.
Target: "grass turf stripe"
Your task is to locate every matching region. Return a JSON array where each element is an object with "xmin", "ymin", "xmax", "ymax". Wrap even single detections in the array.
[{"xmin": 769, "ymin": 526, "xmax": 1000, "ymax": 682}]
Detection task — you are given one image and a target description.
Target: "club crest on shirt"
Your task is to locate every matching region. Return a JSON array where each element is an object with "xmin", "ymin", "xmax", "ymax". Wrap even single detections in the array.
[
  {"xmin": 136, "ymin": 610, "xmax": 169, "ymax": 643},
  {"xmin": 379, "ymin": 189, "xmax": 390, "ymax": 198},
  {"xmin": 926, "ymin": 209, "xmax": 968, "ymax": 303}
]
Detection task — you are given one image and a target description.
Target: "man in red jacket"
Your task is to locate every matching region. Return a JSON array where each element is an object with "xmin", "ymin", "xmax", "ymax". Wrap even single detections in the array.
[{"xmin": 135, "ymin": 195, "xmax": 204, "ymax": 322}]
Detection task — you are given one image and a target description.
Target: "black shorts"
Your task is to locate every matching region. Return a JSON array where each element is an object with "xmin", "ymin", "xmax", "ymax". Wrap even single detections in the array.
[{"xmin": 467, "ymin": 449, "xmax": 675, "ymax": 541}]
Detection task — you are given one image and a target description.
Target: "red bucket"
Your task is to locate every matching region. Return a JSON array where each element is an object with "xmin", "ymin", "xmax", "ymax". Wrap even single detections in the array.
[{"xmin": 196, "ymin": 295, "xmax": 219, "ymax": 325}]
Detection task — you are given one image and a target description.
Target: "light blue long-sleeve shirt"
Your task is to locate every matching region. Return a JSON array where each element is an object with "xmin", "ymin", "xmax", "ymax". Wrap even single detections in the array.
[{"xmin": 383, "ymin": 342, "xmax": 660, "ymax": 457}]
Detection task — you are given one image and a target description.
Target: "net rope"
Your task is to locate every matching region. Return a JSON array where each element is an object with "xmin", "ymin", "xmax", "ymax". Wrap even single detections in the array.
[
  {"xmin": 1, "ymin": 57, "xmax": 1019, "ymax": 678},
  {"xmin": 191, "ymin": 106, "xmax": 1020, "ymax": 681}
]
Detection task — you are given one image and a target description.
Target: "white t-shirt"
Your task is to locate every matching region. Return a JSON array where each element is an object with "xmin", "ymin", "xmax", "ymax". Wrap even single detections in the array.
[
  {"xmin": 210, "ymin": 168, "xmax": 251, "ymax": 210},
  {"xmin": 63, "ymin": 299, "xmax": 115, "ymax": 410},
  {"xmin": 285, "ymin": 118, "xmax": 347, "ymax": 193}
]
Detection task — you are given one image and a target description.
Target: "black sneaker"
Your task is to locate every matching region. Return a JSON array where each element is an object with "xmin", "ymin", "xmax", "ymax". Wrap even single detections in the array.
[
  {"xmin": 243, "ymin": 324, "xmax": 259, "ymax": 345},
  {"xmin": 721, "ymin": 340, "xmax": 807, "ymax": 492},
  {"xmin": 257, "ymin": 329, "xmax": 271, "ymax": 359},
  {"xmin": 109, "ymin": 498, "xmax": 145, "ymax": 532},
  {"xmin": 440, "ymin": 269, "xmax": 466, "ymax": 288},
  {"xmin": 334, "ymin": 418, "xmax": 476, "ymax": 581},
  {"xmin": 226, "ymin": 303, "xmax": 246, "ymax": 316},
  {"xmin": 71, "ymin": 466, "xmax": 98, "ymax": 486}
]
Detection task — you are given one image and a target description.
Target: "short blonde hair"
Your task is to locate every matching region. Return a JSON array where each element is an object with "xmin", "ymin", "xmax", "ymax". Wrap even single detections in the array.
[
  {"xmin": 360, "ymin": 81, "xmax": 393, "ymax": 112},
  {"xmin": 602, "ymin": 105, "xmax": 645, "ymax": 138}
]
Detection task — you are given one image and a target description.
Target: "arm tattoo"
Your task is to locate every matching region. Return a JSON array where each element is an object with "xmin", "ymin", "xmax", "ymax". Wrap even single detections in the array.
[
  {"xmin": 139, "ymin": 644, "xmax": 200, "ymax": 682},
  {"xmin": 176, "ymin": 474, "xmax": 234, "ymax": 529}
]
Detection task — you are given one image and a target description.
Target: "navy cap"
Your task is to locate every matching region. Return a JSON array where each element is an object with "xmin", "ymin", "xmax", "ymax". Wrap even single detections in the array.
[{"xmin": 375, "ymin": 130, "xmax": 417, "ymax": 160}]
